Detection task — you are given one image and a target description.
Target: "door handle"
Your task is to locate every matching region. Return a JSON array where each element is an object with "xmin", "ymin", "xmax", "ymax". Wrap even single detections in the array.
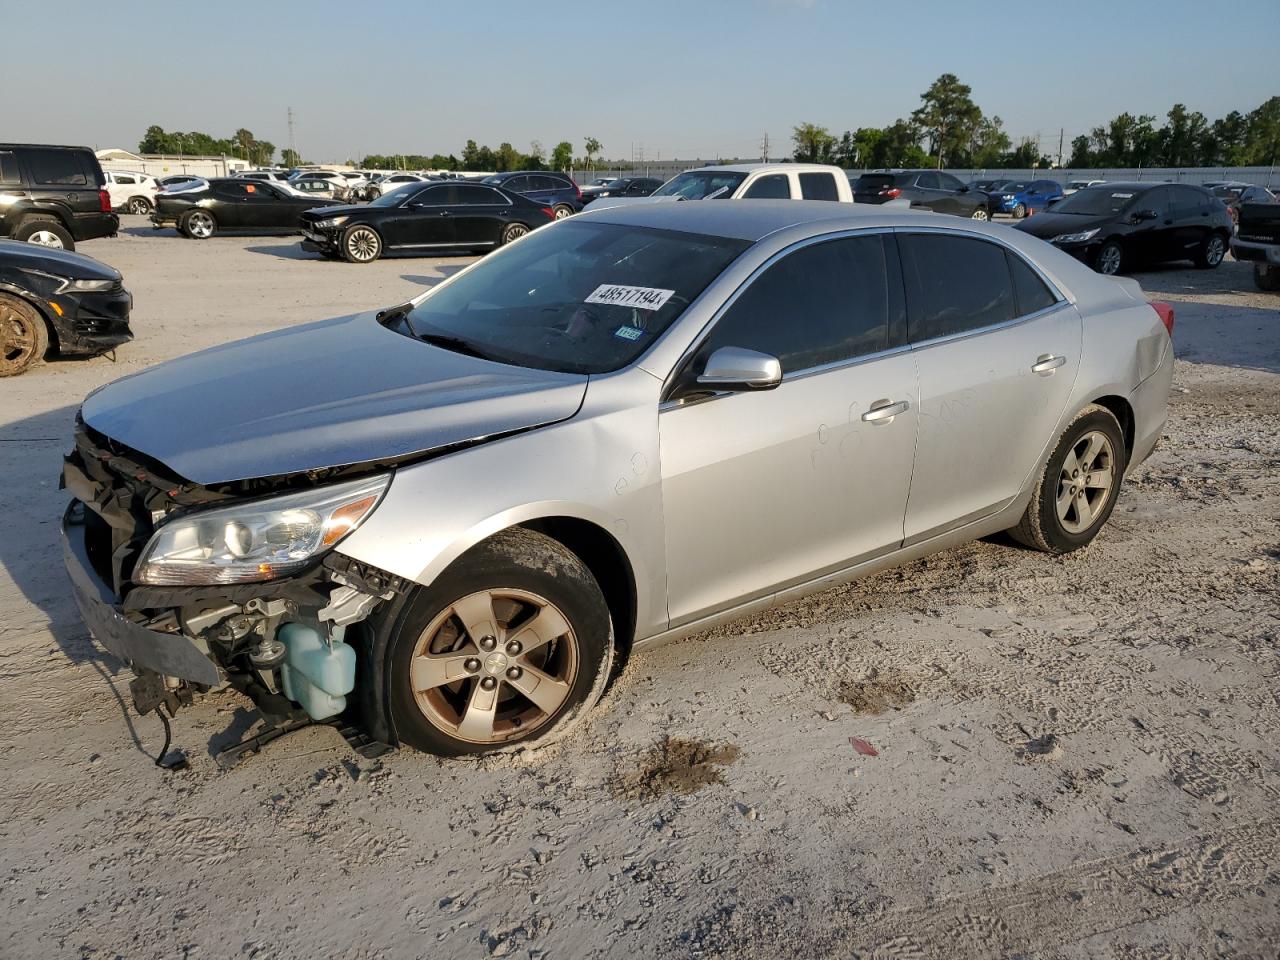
[
  {"xmin": 861, "ymin": 398, "xmax": 910, "ymax": 423},
  {"xmin": 1031, "ymin": 354, "xmax": 1066, "ymax": 375}
]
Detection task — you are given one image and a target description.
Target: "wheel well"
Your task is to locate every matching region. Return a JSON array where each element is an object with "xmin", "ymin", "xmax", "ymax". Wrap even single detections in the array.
[
  {"xmin": 519, "ymin": 517, "xmax": 638, "ymax": 671},
  {"xmin": 1092, "ymin": 395, "xmax": 1134, "ymax": 463},
  {"xmin": 17, "ymin": 210, "xmax": 72, "ymax": 231}
]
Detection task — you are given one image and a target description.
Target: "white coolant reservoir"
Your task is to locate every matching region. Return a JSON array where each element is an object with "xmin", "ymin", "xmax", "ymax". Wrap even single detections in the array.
[{"xmin": 278, "ymin": 622, "xmax": 356, "ymax": 720}]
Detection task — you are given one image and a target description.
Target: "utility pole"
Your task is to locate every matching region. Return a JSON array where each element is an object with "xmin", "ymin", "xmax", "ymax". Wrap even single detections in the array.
[
  {"xmin": 287, "ymin": 106, "xmax": 296, "ymax": 166},
  {"xmin": 1056, "ymin": 127, "xmax": 1064, "ymax": 169},
  {"xmin": 760, "ymin": 132, "xmax": 770, "ymax": 163}
]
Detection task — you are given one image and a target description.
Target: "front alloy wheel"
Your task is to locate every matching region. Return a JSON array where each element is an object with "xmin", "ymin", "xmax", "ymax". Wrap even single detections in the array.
[
  {"xmin": 343, "ymin": 226, "xmax": 382, "ymax": 263},
  {"xmin": 387, "ymin": 528, "xmax": 613, "ymax": 756}
]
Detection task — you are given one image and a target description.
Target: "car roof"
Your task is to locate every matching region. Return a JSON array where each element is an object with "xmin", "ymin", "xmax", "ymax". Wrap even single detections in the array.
[
  {"xmin": 694, "ymin": 163, "xmax": 839, "ymax": 174},
  {"xmin": 578, "ymin": 198, "xmax": 968, "ymax": 242}
]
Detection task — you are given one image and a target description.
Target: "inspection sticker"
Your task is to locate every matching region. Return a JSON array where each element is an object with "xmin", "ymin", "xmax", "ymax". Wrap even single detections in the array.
[
  {"xmin": 586, "ymin": 284, "xmax": 675, "ymax": 311},
  {"xmin": 614, "ymin": 325, "xmax": 645, "ymax": 341}
]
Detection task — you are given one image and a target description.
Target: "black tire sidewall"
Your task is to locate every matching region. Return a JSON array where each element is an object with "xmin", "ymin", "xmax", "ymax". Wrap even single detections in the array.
[
  {"xmin": 386, "ymin": 538, "xmax": 611, "ymax": 757},
  {"xmin": 1197, "ymin": 232, "xmax": 1226, "ymax": 269},
  {"xmin": 342, "ymin": 225, "xmax": 381, "ymax": 263},
  {"xmin": 1035, "ymin": 409, "xmax": 1126, "ymax": 553},
  {"xmin": 15, "ymin": 219, "xmax": 74, "ymax": 250},
  {"xmin": 180, "ymin": 210, "xmax": 215, "ymax": 239}
]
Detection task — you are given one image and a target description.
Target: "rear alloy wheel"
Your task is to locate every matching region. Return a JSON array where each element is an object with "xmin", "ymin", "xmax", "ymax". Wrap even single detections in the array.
[
  {"xmin": 180, "ymin": 209, "xmax": 217, "ymax": 239},
  {"xmin": 13, "ymin": 218, "xmax": 74, "ymax": 250},
  {"xmin": 1194, "ymin": 233, "xmax": 1226, "ymax": 270},
  {"xmin": 501, "ymin": 222, "xmax": 530, "ymax": 245},
  {"xmin": 1094, "ymin": 240, "xmax": 1123, "ymax": 276},
  {"xmin": 553, "ymin": 205, "xmax": 573, "ymax": 220},
  {"xmin": 0, "ymin": 294, "xmax": 49, "ymax": 378},
  {"xmin": 970, "ymin": 207, "xmax": 989, "ymax": 221},
  {"xmin": 1012, "ymin": 202, "xmax": 1027, "ymax": 219},
  {"xmin": 387, "ymin": 528, "xmax": 613, "ymax": 756},
  {"xmin": 127, "ymin": 196, "xmax": 152, "ymax": 215},
  {"xmin": 342, "ymin": 225, "xmax": 382, "ymax": 263},
  {"xmin": 1009, "ymin": 404, "xmax": 1125, "ymax": 554}
]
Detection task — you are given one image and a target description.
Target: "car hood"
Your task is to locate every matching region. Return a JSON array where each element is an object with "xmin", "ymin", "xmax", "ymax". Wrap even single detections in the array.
[
  {"xmin": 80, "ymin": 312, "xmax": 589, "ymax": 485},
  {"xmin": 299, "ymin": 203, "xmax": 364, "ymax": 219},
  {"xmin": 1014, "ymin": 212, "xmax": 1111, "ymax": 239},
  {"xmin": 0, "ymin": 239, "xmax": 120, "ymax": 281}
]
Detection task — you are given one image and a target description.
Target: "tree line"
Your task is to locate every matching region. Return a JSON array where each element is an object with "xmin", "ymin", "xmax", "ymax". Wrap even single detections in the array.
[
  {"xmin": 137, "ymin": 125, "xmax": 285, "ymax": 166},
  {"xmin": 793, "ymin": 75, "xmax": 1280, "ymax": 170}
]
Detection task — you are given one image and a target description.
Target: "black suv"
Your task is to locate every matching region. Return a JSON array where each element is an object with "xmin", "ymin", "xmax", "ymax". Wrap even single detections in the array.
[
  {"xmin": 482, "ymin": 171, "xmax": 582, "ymax": 219},
  {"xmin": 0, "ymin": 144, "xmax": 118, "ymax": 250},
  {"xmin": 853, "ymin": 170, "xmax": 991, "ymax": 220}
]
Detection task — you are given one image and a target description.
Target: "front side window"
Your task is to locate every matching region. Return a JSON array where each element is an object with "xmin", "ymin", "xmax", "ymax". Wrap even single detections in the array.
[
  {"xmin": 650, "ymin": 171, "xmax": 747, "ymax": 200},
  {"xmin": 395, "ymin": 221, "xmax": 749, "ymax": 374},
  {"xmin": 743, "ymin": 174, "xmax": 790, "ymax": 199},
  {"xmin": 899, "ymin": 234, "xmax": 1015, "ymax": 341},
  {"xmin": 799, "ymin": 173, "xmax": 839, "ymax": 201},
  {"xmin": 692, "ymin": 235, "xmax": 895, "ymax": 376},
  {"xmin": 29, "ymin": 149, "xmax": 88, "ymax": 186}
]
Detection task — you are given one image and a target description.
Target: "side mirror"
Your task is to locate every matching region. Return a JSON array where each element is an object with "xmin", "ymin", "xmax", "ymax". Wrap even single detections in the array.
[
  {"xmin": 696, "ymin": 346, "xmax": 782, "ymax": 392},
  {"xmin": 1132, "ymin": 208, "xmax": 1159, "ymax": 222},
  {"xmin": 958, "ymin": 185, "xmax": 969, "ymax": 193}
]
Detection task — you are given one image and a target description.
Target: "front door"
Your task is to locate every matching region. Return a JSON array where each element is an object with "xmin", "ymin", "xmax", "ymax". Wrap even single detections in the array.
[
  {"xmin": 385, "ymin": 184, "xmax": 455, "ymax": 248},
  {"xmin": 660, "ymin": 233, "xmax": 919, "ymax": 626},
  {"xmin": 896, "ymin": 231, "xmax": 1081, "ymax": 542}
]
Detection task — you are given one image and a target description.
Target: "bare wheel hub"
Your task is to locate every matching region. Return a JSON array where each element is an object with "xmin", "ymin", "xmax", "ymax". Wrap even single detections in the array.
[{"xmin": 409, "ymin": 588, "xmax": 578, "ymax": 744}]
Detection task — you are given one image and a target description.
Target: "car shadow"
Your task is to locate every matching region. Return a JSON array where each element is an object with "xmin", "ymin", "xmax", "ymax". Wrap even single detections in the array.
[
  {"xmin": 400, "ymin": 264, "xmax": 469, "ymax": 287},
  {"xmin": 0, "ymin": 402, "xmax": 155, "ymax": 758},
  {"xmin": 245, "ymin": 242, "xmax": 314, "ymax": 261}
]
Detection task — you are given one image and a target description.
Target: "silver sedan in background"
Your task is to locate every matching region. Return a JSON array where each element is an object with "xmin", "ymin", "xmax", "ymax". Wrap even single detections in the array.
[{"xmin": 62, "ymin": 202, "xmax": 1173, "ymax": 758}]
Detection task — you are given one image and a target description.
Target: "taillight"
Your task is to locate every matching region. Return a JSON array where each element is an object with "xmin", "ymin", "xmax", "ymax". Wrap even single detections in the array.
[
  {"xmin": 879, "ymin": 187, "xmax": 901, "ymax": 199},
  {"xmin": 573, "ymin": 183, "xmax": 582, "ymax": 200},
  {"xmin": 1151, "ymin": 301, "xmax": 1174, "ymax": 336},
  {"xmin": 541, "ymin": 206, "xmax": 555, "ymax": 220},
  {"xmin": 98, "ymin": 190, "xmax": 111, "ymax": 213}
]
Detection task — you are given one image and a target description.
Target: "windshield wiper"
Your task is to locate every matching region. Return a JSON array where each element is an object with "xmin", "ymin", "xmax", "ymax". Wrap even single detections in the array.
[{"xmin": 418, "ymin": 333, "xmax": 498, "ymax": 362}]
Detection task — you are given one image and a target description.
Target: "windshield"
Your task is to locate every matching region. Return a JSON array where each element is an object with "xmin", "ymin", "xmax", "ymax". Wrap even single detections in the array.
[
  {"xmin": 394, "ymin": 221, "xmax": 749, "ymax": 374},
  {"xmin": 1051, "ymin": 187, "xmax": 1140, "ymax": 216},
  {"xmin": 999, "ymin": 182, "xmax": 1030, "ymax": 193},
  {"xmin": 1210, "ymin": 186, "xmax": 1244, "ymax": 199},
  {"xmin": 651, "ymin": 171, "xmax": 747, "ymax": 200},
  {"xmin": 370, "ymin": 184, "xmax": 419, "ymax": 205}
]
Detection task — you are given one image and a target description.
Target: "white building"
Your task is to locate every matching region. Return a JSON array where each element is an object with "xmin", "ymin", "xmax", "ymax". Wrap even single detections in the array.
[{"xmin": 95, "ymin": 148, "xmax": 251, "ymax": 179}]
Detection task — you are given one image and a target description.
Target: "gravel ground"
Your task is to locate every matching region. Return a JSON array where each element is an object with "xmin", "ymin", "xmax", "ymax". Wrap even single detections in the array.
[{"xmin": 1, "ymin": 218, "xmax": 1277, "ymax": 959}]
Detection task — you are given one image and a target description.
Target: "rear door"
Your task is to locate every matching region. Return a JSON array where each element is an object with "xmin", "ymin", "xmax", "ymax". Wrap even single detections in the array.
[
  {"xmin": 660, "ymin": 233, "xmax": 918, "ymax": 624},
  {"xmin": 451, "ymin": 184, "xmax": 511, "ymax": 246},
  {"xmin": 1167, "ymin": 186, "xmax": 1211, "ymax": 262},
  {"xmin": 897, "ymin": 231, "xmax": 1080, "ymax": 542}
]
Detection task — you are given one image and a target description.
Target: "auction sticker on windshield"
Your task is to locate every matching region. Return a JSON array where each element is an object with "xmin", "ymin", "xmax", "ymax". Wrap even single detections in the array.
[{"xmin": 586, "ymin": 284, "xmax": 675, "ymax": 311}]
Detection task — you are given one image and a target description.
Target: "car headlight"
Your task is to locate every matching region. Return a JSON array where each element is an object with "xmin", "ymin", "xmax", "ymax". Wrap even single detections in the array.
[
  {"xmin": 1053, "ymin": 228, "xmax": 1100, "ymax": 244},
  {"xmin": 57, "ymin": 278, "xmax": 118, "ymax": 293},
  {"xmin": 313, "ymin": 216, "xmax": 349, "ymax": 230},
  {"xmin": 134, "ymin": 475, "xmax": 389, "ymax": 586}
]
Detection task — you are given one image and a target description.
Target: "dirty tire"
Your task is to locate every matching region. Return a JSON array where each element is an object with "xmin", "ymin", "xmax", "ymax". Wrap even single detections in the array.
[
  {"xmin": 1008, "ymin": 404, "xmax": 1126, "ymax": 554},
  {"xmin": 1194, "ymin": 232, "xmax": 1226, "ymax": 269},
  {"xmin": 0, "ymin": 293, "xmax": 50, "ymax": 377},
  {"xmin": 342, "ymin": 225, "xmax": 382, "ymax": 263},
  {"xmin": 1255, "ymin": 263, "xmax": 1280, "ymax": 292},
  {"xmin": 179, "ymin": 209, "xmax": 217, "ymax": 239},
  {"xmin": 387, "ymin": 528, "xmax": 614, "ymax": 757},
  {"xmin": 13, "ymin": 218, "xmax": 74, "ymax": 250}
]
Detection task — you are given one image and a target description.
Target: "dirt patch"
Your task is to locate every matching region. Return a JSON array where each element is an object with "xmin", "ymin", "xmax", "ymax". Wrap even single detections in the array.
[
  {"xmin": 609, "ymin": 736, "xmax": 741, "ymax": 802},
  {"xmin": 836, "ymin": 667, "xmax": 917, "ymax": 714}
]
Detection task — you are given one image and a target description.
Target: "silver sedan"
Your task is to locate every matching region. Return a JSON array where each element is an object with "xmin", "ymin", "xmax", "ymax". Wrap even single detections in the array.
[{"xmin": 63, "ymin": 201, "xmax": 1173, "ymax": 758}]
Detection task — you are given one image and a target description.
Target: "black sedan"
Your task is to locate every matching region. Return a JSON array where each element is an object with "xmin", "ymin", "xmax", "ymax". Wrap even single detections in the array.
[
  {"xmin": 151, "ymin": 178, "xmax": 342, "ymax": 239},
  {"xmin": 0, "ymin": 239, "xmax": 132, "ymax": 377},
  {"xmin": 580, "ymin": 177, "xmax": 664, "ymax": 205},
  {"xmin": 1016, "ymin": 182, "xmax": 1233, "ymax": 275},
  {"xmin": 298, "ymin": 181, "xmax": 555, "ymax": 263}
]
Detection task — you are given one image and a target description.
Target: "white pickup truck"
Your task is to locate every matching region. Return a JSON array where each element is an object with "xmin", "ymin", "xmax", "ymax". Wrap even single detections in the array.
[{"xmin": 588, "ymin": 163, "xmax": 853, "ymax": 210}]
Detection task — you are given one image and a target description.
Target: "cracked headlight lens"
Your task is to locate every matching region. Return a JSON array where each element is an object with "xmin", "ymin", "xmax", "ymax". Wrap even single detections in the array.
[{"xmin": 135, "ymin": 475, "xmax": 388, "ymax": 585}]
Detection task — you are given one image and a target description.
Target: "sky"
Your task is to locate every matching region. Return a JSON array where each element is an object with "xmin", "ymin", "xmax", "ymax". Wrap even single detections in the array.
[{"xmin": 3, "ymin": 0, "xmax": 1277, "ymax": 164}]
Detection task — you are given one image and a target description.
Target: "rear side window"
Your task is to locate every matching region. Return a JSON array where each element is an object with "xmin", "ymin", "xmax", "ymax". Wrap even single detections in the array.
[
  {"xmin": 743, "ymin": 174, "xmax": 790, "ymax": 199},
  {"xmin": 899, "ymin": 234, "xmax": 1015, "ymax": 341},
  {"xmin": 1169, "ymin": 186, "xmax": 1206, "ymax": 220},
  {"xmin": 696, "ymin": 236, "xmax": 895, "ymax": 375},
  {"xmin": 0, "ymin": 152, "xmax": 20, "ymax": 184},
  {"xmin": 799, "ymin": 173, "xmax": 839, "ymax": 201},
  {"xmin": 28, "ymin": 149, "xmax": 89, "ymax": 186},
  {"xmin": 1007, "ymin": 252, "xmax": 1058, "ymax": 315}
]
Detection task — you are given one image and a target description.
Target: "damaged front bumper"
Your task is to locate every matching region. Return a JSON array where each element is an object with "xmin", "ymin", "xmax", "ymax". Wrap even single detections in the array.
[{"xmin": 62, "ymin": 502, "xmax": 221, "ymax": 686}]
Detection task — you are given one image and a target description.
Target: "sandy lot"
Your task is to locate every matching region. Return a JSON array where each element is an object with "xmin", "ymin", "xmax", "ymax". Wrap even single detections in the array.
[{"xmin": 1, "ymin": 217, "xmax": 1278, "ymax": 959}]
